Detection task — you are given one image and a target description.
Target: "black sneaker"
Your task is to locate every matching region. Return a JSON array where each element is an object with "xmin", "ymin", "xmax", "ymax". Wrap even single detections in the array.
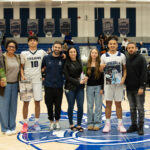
[
  {"xmin": 127, "ymin": 125, "xmax": 138, "ymax": 133},
  {"xmin": 138, "ymin": 126, "xmax": 144, "ymax": 135}
]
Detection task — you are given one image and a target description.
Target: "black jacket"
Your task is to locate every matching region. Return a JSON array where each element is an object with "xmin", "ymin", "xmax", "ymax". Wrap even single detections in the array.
[
  {"xmin": 63, "ymin": 59, "xmax": 84, "ymax": 91},
  {"xmin": 125, "ymin": 52, "xmax": 147, "ymax": 91}
]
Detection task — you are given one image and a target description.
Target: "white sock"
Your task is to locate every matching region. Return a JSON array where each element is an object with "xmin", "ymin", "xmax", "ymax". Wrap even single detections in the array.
[
  {"xmin": 24, "ymin": 119, "xmax": 28, "ymax": 123},
  {"xmin": 106, "ymin": 119, "xmax": 110, "ymax": 124},
  {"xmin": 35, "ymin": 118, "xmax": 39, "ymax": 122},
  {"xmin": 118, "ymin": 119, "xmax": 122, "ymax": 124}
]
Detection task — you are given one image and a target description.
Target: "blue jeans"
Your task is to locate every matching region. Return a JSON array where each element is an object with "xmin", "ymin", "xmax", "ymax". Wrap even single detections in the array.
[
  {"xmin": 0, "ymin": 83, "xmax": 19, "ymax": 132},
  {"xmin": 65, "ymin": 88, "xmax": 84, "ymax": 126},
  {"xmin": 86, "ymin": 85, "xmax": 102, "ymax": 127}
]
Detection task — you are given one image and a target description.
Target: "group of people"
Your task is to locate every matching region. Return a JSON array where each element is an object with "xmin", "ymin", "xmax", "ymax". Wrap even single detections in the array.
[{"xmin": 0, "ymin": 35, "xmax": 147, "ymax": 137}]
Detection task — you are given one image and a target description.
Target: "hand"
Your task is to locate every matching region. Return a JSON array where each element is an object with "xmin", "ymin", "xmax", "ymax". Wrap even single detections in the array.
[
  {"xmin": 0, "ymin": 77, "xmax": 6, "ymax": 87},
  {"xmin": 138, "ymin": 88, "xmax": 144, "ymax": 95},
  {"xmin": 80, "ymin": 79, "xmax": 85, "ymax": 84},
  {"xmin": 100, "ymin": 90, "xmax": 103, "ymax": 95},
  {"xmin": 120, "ymin": 77, "xmax": 125, "ymax": 85},
  {"xmin": 61, "ymin": 53, "xmax": 66, "ymax": 59},
  {"xmin": 84, "ymin": 76, "xmax": 88, "ymax": 82},
  {"xmin": 21, "ymin": 75, "xmax": 26, "ymax": 81},
  {"xmin": 100, "ymin": 64, "xmax": 106, "ymax": 72}
]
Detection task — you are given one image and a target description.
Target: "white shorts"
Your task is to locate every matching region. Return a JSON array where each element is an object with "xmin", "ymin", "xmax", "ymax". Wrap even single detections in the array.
[
  {"xmin": 104, "ymin": 84, "xmax": 125, "ymax": 101},
  {"xmin": 32, "ymin": 82, "xmax": 43, "ymax": 101}
]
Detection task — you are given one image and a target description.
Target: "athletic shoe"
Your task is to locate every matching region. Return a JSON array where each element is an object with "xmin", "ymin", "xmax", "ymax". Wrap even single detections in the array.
[
  {"xmin": 34, "ymin": 122, "xmax": 41, "ymax": 131},
  {"xmin": 49, "ymin": 122, "xmax": 54, "ymax": 130},
  {"xmin": 55, "ymin": 122, "xmax": 61, "ymax": 130},
  {"xmin": 103, "ymin": 123, "xmax": 111, "ymax": 133},
  {"xmin": 5, "ymin": 130, "xmax": 12, "ymax": 136},
  {"xmin": 118, "ymin": 123, "xmax": 126, "ymax": 133},
  {"xmin": 21, "ymin": 123, "xmax": 28, "ymax": 133},
  {"xmin": 11, "ymin": 130, "xmax": 17, "ymax": 135}
]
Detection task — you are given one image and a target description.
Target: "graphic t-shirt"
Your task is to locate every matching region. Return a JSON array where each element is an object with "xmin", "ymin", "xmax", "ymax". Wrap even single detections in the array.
[{"xmin": 101, "ymin": 51, "xmax": 126, "ymax": 85}]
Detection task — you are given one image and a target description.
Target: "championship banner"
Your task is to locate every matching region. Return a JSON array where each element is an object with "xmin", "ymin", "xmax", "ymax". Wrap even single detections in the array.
[
  {"xmin": 102, "ymin": 18, "xmax": 114, "ymax": 35},
  {"xmin": 10, "ymin": 19, "xmax": 21, "ymax": 36},
  {"xmin": 27, "ymin": 19, "xmax": 38, "ymax": 34},
  {"xmin": 0, "ymin": 19, "xmax": 5, "ymax": 34},
  {"xmin": 60, "ymin": 18, "xmax": 71, "ymax": 34},
  {"xmin": 118, "ymin": 18, "xmax": 129, "ymax": 35},
  {"xmin": 43, "ymin": 19, "xmax": 55, "ymax": 35}
]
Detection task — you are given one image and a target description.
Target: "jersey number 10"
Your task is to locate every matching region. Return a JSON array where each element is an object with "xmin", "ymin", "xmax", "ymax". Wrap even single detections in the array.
[{"xmin": 31, "ymin": 61, "xmax": 38, "ymax": 67}]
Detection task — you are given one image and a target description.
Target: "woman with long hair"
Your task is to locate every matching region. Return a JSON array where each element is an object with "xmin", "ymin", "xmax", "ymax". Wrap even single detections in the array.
[
  {"xmin": 86, "ymin": 48, "xmax": 104, "ymax": 131},
  {"xmin": 63, "ymin": 47, "xmax": 87, "ymax": 132}
]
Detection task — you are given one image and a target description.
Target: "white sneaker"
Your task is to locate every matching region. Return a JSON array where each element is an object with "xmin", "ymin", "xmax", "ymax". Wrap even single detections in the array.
[
  {"xmin": 11, "ymin": 130, "xmax": 17, "ymax": 135},
  {"xmin": 5, "ymin": 130, "xmax": 12, "ymax": 136},
  {"xmin": 118, "ymin": 123, "xmax": 126, "ymax": 133},
  {"xmin": 103, "ymin": 123, "xmax": 111, "ymax": 133},
  {"xmin": 55, "ymin": 122, "xmax": 61, "ymax": 130},
  {"xmin": 50, "ymin": 123, "xmax": 54, "ymax": 130}
]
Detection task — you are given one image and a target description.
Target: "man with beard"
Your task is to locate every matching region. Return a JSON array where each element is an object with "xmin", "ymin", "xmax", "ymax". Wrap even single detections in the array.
[
  {"xmin": 125, "ymin": 42, "xmax": 147, "ymax": 135},
  {"xmin": 42, "ymin": 41, "xmax": 65, "ymax": 130}
]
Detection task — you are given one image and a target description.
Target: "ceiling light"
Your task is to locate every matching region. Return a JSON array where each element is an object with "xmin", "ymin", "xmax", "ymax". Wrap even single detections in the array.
[{"xmin": 1, "ymin": 0, "xmax": 41, "ymax": 2}]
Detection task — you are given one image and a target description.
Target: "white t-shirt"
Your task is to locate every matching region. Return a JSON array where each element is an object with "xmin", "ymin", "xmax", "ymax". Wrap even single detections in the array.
[
  {"xmin": 101, "ymin": 51, "xmax": 126, "ymax": 85},
  {"xmin": 21, "ymin": 49, "xmax": 47, "ymax": 83}
]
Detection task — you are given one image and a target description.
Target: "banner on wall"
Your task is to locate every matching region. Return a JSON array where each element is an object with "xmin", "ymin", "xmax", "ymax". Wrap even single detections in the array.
[
  {"xmin": 27, "ymin": 19, "xmax": 38, "ymax": 34},
  {"xmin": 60, "ymin": 18, "xmax": 71, "ymax": 34},
  {"xmin": 43, "ymin": 19, "xmax": 55, "ymax": 35},
  {"xmin": 118, "ymin": 18, "xmax": 129, "ymax": 35},
  {"xmin": 0, "ymin": 19, "xmax": 5, "ymax": 34},
  {"xmin": 102, "ymin": 18, "xmax": 114, "ymax": 35},
  {"xmin": 10, "ymin": 19, "xmax": 21, "ymax": 36}
]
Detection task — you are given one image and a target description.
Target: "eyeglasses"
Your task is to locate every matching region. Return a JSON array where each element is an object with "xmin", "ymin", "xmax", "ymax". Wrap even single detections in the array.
[{"xmin": 8, "ymin": 46, "xmax": 16, "ymax": 49}]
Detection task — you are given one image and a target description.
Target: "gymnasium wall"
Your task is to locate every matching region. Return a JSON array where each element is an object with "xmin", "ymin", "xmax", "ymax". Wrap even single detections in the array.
[{"xmin": 0, "ymin": 2, "xmax": 149, "ymax": 43}]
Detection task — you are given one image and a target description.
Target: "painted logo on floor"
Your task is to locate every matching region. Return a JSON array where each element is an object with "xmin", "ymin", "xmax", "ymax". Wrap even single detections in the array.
[{"xmin": 18, "ymin": 110, "xmax": 150, "ymax": 150}]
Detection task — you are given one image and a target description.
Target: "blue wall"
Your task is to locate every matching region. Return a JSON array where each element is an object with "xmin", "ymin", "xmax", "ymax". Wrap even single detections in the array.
[
  {"xmin": 36, "ymin": 8, "xmax": 45, "ymax": 37},
  {"xmin": 95, "ymin": 8, "xmax": 104, "ymax": 37},
  {"xmin": 68, "ymin": 8, "xmax": 78, "ymax": 37},
  {"xmin": 52, "ymin": 8, "xmax": 61, "ymax": 37},
  {"xmin": 126, "ymin": 8, "xmax": 136, "ymax": 37},
  {"xmin": 4, "ymin": 8, "xmax": 13, "ymax": 37},
  {"xmin": 20, "ymin": 8, "xmax": 29, "ymax": 37},
  {"xmin": 111, "ymin": 8, "xmax": 120, "ymax": 36}
]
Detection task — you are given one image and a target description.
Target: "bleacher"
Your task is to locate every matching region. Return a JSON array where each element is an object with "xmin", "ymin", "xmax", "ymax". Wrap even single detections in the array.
[{"xmin": 2, "ymin": 43, "xmax": 150, "ymax": 63}]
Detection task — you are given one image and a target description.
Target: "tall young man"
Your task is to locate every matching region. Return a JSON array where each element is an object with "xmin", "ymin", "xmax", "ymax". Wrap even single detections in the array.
[
  {"xmin": 100, "ymin": 36, "xmax": 127, "ymax": 133},
  {"xmin": 20, "ymin": 35, "xmax": 47, "ymax": 133},
  {"xmin": 42, "ymin": 41, "xmax": 64, "ymax": 130},
  {"xmin": 125, "ymin": 42, "xmax": 147, "ymax": 135}
]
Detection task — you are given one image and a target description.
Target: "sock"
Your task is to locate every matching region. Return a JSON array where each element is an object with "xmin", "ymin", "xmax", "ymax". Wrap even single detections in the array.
[
  {"xmin": 118, "ymin": 119, "xmax": 122, "ymax": 124},
  {"xmin": 24, "ymin": 119, "xmax": 28, "ymax": 123},
  {"xmin": 35, "ymin": 118, "xmax": 39, "ymax": 123},
  {"xmin": 106, "ymin": 119, "xmax": 110, "ymax": 124}
]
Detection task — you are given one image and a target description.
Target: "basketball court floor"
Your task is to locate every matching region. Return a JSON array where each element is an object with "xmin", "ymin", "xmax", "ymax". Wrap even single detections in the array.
[{"xmin": 0, "ymin": 88, "xmax": 150, "ymax": 150}]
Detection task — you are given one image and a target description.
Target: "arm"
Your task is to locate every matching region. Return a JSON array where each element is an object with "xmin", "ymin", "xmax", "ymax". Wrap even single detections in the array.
[
  {"xmin": 120, "ymin": 64, "xmax": 127, "ymax": 84},
  {"xmin": 20, "ymin": 64, "xmax": 26, "ymax": 80},
  {"xmin": 63, "ymin": 62, "xmax": 80, "ymax": 86},
  {"xmin": 138, "ymin": 57, "xmax": 147, "ymax": 95}
]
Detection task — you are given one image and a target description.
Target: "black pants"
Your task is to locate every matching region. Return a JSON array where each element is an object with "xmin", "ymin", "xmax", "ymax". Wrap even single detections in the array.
[{"xmin": 45, "ymin": 87, "xmax": 63, "ymax": 121}]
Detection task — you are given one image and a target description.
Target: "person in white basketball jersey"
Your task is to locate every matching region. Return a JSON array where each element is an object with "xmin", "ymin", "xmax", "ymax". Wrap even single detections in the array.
[
  {"xmin": 100, "ymin": 36, "xmax": 127, "ymax": 133},
  {"xmin": 20, "ymin": 35, "xmax": 47, "ymax": 133}
]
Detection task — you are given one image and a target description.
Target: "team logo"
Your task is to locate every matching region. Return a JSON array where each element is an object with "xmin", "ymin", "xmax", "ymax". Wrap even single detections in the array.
[{"xmin": 18, "ymin": 110, "xmax": 150, "ymax": 150}]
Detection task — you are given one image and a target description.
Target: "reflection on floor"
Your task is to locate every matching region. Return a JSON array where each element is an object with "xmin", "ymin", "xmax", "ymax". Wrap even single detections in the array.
[{"xmin": 18, "ymin": 110, "xmax": 150, "ymax": 150}]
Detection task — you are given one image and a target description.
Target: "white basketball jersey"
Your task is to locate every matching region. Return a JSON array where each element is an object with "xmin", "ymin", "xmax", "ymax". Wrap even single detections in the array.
[{"xmin": 21, "ymin": 49, "xmax": 47, "ymax": 83}]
